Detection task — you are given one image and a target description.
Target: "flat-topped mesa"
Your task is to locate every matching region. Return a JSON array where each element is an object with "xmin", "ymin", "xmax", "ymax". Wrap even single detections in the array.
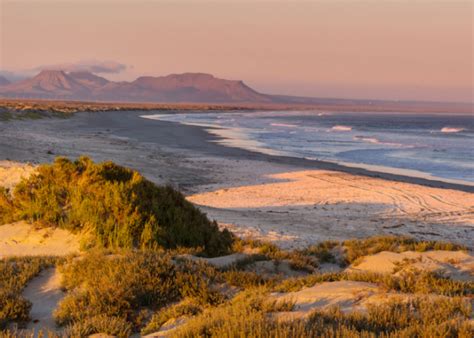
[{"xmin": 127, "ymin": 72, "xmax": 271, "ymax": 102}]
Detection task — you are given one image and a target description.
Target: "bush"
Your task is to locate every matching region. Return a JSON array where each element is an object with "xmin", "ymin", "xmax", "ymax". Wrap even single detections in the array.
[
  {"xmin": 5, "ymin": 156, "xmax": 233, "ymax": 256},
  {"xmin": 55, "ymin": 250, "xmax": 224, "ymax": 331},
  {"xmin": 63, "ymin": 315, "xmax": 132, "ymax": 338},
  {"xmin": 273, "ymin": 270, "xmax": 473, "ymax": 297},
  {"xmin": 173, "ymin": 295, "xmax": 472, "ymax": 337},
  {"xmin": 0, "ymin": 187, "xmax": 14, "ymax": 224},
  {"xmin": 141, "ymin": 298, "xmax": 202, "ymax": 335}
]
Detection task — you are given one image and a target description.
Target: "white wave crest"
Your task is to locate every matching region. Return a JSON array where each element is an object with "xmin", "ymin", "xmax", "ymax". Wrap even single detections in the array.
[
  {"xmin": 331, "ymin": 125, "xmax": 352, "ymax": 131},
  {"xmin": 353, "ymin": 136, "xmax": 379, "ymax": 144},
  {"xmin": 441, "ymin": 127, "xmax": 464, "ymax": 133},
  {"xmin": 271, "ymin": 123, "xmax": 299, "ymax": 128}
]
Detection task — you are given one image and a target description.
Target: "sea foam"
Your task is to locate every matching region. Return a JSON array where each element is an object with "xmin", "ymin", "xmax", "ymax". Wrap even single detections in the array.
[
  {"xmin": 441, "ymin": 127, "xmax": 464, "ymax": 133},
  {"xmin": 331, "ymin": 125, "xmax": 352, "ymax": 131}
]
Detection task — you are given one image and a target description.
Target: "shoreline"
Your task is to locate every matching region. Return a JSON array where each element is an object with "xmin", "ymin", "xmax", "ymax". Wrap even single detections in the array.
[
  {"xmin": 1, "ymin": 108, "xmax": 473, "ymax": 192},
  {"xmin": 0, "ymin": 110, "xmax": 472, "ymax": 248},
  {"xmin": 172, "ymin": 118, "xmax": 474, "ymax": 190}
]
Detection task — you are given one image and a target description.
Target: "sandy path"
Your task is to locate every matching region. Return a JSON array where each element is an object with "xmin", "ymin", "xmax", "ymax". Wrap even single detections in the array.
[
  {"xmin": 189, "ymin": 170, "xmax": 474, "ymax": 248},
  {"xmin": 22, "ymin": 268, "xmax": 64, "ymax": 332}
]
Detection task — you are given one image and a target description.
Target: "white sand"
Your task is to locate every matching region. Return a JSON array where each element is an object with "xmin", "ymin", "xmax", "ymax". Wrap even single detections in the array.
[
  {"xmin": 0, "ymin": 222, "xmax": 80, "ymax": 258},
  {"xmin": 189, "ymin": 170, "xmax": 474, "ymax": 248}
]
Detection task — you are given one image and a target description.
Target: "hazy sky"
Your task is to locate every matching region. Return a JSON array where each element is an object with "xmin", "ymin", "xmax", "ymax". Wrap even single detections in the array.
[{"xmin": 1, "ymin": 0, "xmax": 472, "ymax": 102}]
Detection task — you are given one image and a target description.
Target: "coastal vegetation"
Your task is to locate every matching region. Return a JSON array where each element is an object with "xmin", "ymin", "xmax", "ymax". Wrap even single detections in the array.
[
  {"xmin": 0, "ymin": 159, "xmax": 472, "ymax": 336},
  {"xmin": 0, "ymin": 156, "xmax": 233, "ymax": 256},
  {"xmin": 0, "ymin": 99, "xmax": 260, "ymax": 121}
]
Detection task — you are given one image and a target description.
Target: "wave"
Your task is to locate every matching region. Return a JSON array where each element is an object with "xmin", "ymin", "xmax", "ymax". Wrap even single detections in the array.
[
  {"xmin": 331, "ymin": 125, "xmax": 352, "ymax": 131},
  {"xmin": 353, "ymin": 135, "xmax": 406, "ymax": 147},
  {"xmin": 270, "ymin": 123, "xmax": 299, "ymax": 128},
  {"xmin": 441, "ymin": 127, "xmax": 464, "ymax": 133},
  {"xmin": 353, "ymin": 136, "xmax": 379, "ymax": 144}
]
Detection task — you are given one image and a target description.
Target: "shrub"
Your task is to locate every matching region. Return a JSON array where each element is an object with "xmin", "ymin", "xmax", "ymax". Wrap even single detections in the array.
[
  {"xmin": 141, "ymin": 298, "xmax": 202, "ymax": 335},
  {"xmin": 174, "ymin": 289, "xmax": 295, "ymax": 337},
  {"xmin": 173, "ymin": 295, "xmax": 472, "ymax": 337},
  {"xmin": 63, "ymin": 315, "xmax": 132, "ymax": 338},
  {"xmin": 0, "ymin": 188, "xmax": 14, "ymax": 224},
  {"xmin": 6, "ymin": 156, "xmax": 233, "ymax": 256},
  {"xmin": 55, "ymin": 250, "xmax": 224, "ymax": 331},
  {"xmin": 273, "ymin": 270, "xmax": 473, "ymax": 297}
]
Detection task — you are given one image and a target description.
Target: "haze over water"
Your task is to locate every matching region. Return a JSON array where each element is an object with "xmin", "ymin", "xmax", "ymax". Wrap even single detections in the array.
[{"xmin": 144, "ymin": 112, "xmax": 474, "ymax": 184}]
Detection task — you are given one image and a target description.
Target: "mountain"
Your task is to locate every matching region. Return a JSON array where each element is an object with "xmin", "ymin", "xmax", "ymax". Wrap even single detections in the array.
[
  {"xmin": 69, "ymin": 71, "xmax": 110, "ymax": 89},
  {"xmin": 0, "ymin": 70, "xmax": 272, "ymax": 103},
  {"xmin": 0, "ymin": 70, "xmax": 91, "ymax": 99},
  {"xmin": 0, "ymin": 76, "xmax": 11, "ymax": 86}
]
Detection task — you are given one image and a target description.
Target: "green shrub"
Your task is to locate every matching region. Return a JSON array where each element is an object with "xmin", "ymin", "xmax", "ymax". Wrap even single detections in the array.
[
  {"xmin": 63, "ymin": 314, "xmax": 132, "ymax": 338},
  {"xmin": 174, "ymin": 289, "xmax": 295, "ymax": 337},
  {"xmin": 173, "ymin": 295, "xmax": 472, "ymax": 337},
  {"xmin": 55, "ymin": 250, "xmax": 224, "ymax": 331},
  {"xmin": 6, "ymin": 156, "xmax": 233, "ymax": 256},
  {"xmin": 274, "ymin": 270, "xmax": 473, "ymax": 296},
  {"xmin": 0, "ymin": 187, "xmax": 14, "ymax": 224}
]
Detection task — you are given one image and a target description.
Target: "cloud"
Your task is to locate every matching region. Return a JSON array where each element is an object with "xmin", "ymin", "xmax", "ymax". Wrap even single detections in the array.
[{"xmin": 33, "ymin": 60, "xmax": 128, "ymax": 74}]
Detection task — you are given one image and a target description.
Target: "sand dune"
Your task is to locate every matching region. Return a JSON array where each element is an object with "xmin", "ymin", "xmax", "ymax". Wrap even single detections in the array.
[
  {"xmin": 347, "ymin": 250, "xmax": 474, "ymax": 280},
  {"xmin": 272, "ymin": 281, "xmax": 383, "ymax": 321}
]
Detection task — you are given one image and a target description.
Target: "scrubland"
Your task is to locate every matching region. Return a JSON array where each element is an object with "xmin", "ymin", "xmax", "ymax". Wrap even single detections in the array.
[{"xmin": 0, "ymin": 158, "xmax": 472, "ymax": 337}]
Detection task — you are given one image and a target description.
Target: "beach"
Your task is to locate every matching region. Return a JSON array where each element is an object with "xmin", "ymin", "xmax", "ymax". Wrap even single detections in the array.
[{"xmin": 1, "ymin": 110, "xmax": 473, "ymax": 249}]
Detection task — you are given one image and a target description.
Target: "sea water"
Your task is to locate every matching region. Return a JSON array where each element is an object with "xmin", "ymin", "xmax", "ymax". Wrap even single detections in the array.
[{"xmin": 142, "ymin": 111, "xmax": 474, "ymax": 184}]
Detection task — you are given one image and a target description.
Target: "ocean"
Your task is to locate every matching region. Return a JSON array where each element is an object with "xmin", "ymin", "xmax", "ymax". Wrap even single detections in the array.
[{"xmin": 142, "ymin": 111, "xmax": 474, "ymax": 185}]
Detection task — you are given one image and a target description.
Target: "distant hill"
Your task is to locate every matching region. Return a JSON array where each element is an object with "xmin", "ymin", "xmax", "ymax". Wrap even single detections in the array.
[
  {"xmin": 0, "ymin": 70, "xmax": 272, "ymax": 103},
  {"xmin": 0, "ymin": 70, "xmax": 472, "ymax": 113}
]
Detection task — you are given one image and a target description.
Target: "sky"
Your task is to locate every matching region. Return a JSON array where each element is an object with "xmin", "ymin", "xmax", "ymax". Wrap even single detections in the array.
[{"xmin": 1, "ymin": 0, "xmax": 473, "ymax": 102}]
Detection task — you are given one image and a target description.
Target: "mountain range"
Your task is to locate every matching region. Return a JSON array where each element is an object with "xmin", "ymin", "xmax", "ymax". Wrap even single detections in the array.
[
  {"xmin": 0, "ymin": 70, "xmax": 471, "ymax": 114},
  {"xmin": 0, "ymin": 70, "xmax": 272, "ymax": 103}
]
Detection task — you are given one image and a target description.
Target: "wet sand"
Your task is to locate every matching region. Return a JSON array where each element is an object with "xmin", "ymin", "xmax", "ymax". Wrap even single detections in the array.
[{"xmin": 0, "ymin": 111, "xmax": 472, "ymax": 248}]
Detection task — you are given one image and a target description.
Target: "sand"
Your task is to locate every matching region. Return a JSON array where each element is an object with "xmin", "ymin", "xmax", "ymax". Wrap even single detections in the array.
[
  {"xmin": 22, "ymin": 268, "xmax": 64, "ymax": 332},
  {"xmin": 272, "ymin": 281, "xmax": 382, "ymax": 320},
  {"xmin": 0, "ymin": 160, "xmax": 35, "ymax": 189},
  {"xmin": 0, "ymin": 222, "xmax": 80, "ymax": 258},
  {"xmin": 347, "ymin": 250, "xmax": 474, "ymax": 280},
  {"xmin": 189, "ymin": 170, "xmax": 474, "ymax": 249}
]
